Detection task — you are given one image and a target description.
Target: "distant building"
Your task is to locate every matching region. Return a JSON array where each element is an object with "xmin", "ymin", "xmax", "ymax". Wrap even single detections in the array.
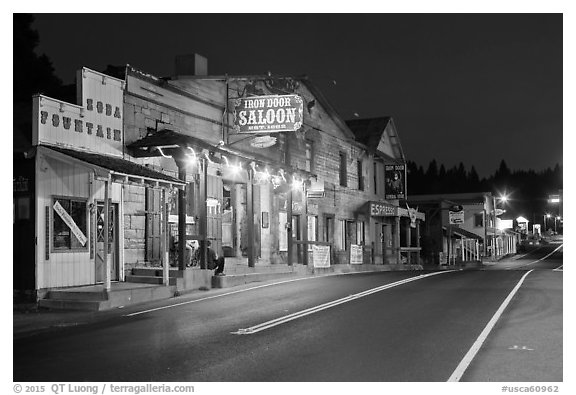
[{"xmin": 407, "ymin": 192, "xmax": 519, "ymax": 265}]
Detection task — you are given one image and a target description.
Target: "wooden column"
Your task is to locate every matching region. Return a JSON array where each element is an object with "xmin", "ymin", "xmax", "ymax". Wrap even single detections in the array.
[
  {"xmin": 104, "ymin": 175, "xmax": 111, "ymax": 291},
  {"xmin": 161, "ymin": 188, "xmax": 169, "ymax": 285},
  {"xmin": 416, "ymin": 220, "xmax": 421, "ymax": 264},
  {"xmin": 199, "ymin": 158, "xmax": 207, "ymax": 269},
  {"xmin": 302, "ymin": 182, "xmax": 309, "ymax": 266},
  {"xmin": 247, "ymin": 168, "xmax": 255, "ymax": 268},
  {"xmin": 394, "ymin": 216, "xmax": 401, "ymax": 264},
  {"xmin": 287, "ymin": 187, "xmax": 293, "ymax": 266},
  {"xmin": 176, "ymin": 158, "xmax": 187, "ymax": 271}
]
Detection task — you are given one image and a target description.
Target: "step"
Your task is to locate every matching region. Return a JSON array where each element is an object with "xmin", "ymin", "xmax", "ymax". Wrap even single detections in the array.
[
  {"xmin": 211, "ymin": 271, "xmax": 296, "ymax": 288},
  {"xmin": 131, "ymin": 268, "xmax": 182, "ymax": 277},
  {"xmin": 125, "ymin": 275, "xmax": 177, "ymax": 285},
  {"xmin": 47, "ymin": 290, "xmax": 108, "ymax": 301},
  {"xmin": 38, "ymin": 298, "xmax": 110, "ymax": 312}
]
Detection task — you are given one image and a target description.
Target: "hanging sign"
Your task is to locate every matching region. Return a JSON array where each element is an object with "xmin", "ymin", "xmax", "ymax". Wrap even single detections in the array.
[
  {"xmin": 385, "ymin": 164, "xmax": 406, "ymax": 200},
  {"xmin": 449, "ymin": 209, "xmax": 465, "ymax": 224},
  {"xmin": 233, "ymin": 94, "xmax": 304, "ymax": 134},
  {"xmin": 53, "ymin": 201, "xmax": 87, "ymax": 246},
  {"xmin": 250, "ymin": 135, "xmax": 277, "ymax": 148}
]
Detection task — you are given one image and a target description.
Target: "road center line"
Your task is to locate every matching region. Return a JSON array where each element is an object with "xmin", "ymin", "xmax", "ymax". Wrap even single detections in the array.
[
  {"xmin": 516, "ymin": 244, "xmax": 563, "ymax": 268},
  {"xmin": 125, "ymin": 269, "xmax": 426, "ymax": 317},
  {"xmin": 232, "ymin": 270, "xmax": 455, "ymax": 335},
  {"xmin": 447, "ymin": 269, "xmax": 535, "ymax": 382}
]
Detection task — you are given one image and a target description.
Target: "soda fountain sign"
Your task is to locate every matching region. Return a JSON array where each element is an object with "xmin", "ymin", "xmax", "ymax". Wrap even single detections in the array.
[{"xmin": 233, "ymin": 94, "xmax": 303, "ymax": 134}]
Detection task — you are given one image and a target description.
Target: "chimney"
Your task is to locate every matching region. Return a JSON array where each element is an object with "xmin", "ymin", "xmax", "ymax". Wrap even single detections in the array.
[{"xmin": 175, "ymin": 53, "xmax": 208, "ymax": 77}]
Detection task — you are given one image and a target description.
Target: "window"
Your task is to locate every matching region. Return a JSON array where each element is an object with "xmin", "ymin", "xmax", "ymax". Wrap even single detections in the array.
[
  {"xmin": 339, "ymin": 152, "xmax": 347, "ymax": 187},
  {"xmin": 305, "ymin": 142, "xmax": 314, "ymax": 172},
  {"xmin": 373, "ymin": 161, "xmax": 378, "ymax": 194},
  {"xmin": 357, "ymin": 221, "xmax": 365, "ymax": 245},
  {"xmin": 357, "ymin": 160, "xmax": 364, "ymax": 191},
  {"xmin": 474, "ymin": 213, "xmax": 484, "ymax": 227},
  {"xmin": 53, "ymin": 197, "xmax": 88, "ymax": 251},
  {"xmin": 324, "ymin": 215, "xmax": 334, "ymax": 243},
  {"xmin": 338, "ymin": 219, "xmax": 347, "ymax": 250}
]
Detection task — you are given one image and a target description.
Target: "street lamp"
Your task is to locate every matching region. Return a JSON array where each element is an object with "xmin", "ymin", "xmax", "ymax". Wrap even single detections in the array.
[{"xmin": 492, "ymin": 194, "xmax": 508, "ymax": 259}]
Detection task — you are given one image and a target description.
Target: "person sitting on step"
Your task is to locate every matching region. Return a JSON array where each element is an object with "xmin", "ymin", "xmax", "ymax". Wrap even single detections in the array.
[{"xmin": 207, "ymin": 240, "xmax": 225, "ymax": 276}]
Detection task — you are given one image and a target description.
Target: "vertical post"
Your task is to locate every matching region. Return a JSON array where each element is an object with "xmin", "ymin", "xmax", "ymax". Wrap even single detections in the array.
[
  {"xmin": 415, "ymin": 220, "xmax": 421, "ymax": 265},
  {"xmin": 394, "ymin": 216, "xmax": 401, "ymax": 264},
  {"xmin": 405, "ymin": 218, "xmax": 411, "ymax": 264},
  {"xmin": 247, "ymin": 168, "xmax": 254, "ymax": 268},
  {"xmin": 177, "ymin": 160, "xmax": 187, "ymax": 271},
  {"xmin": 161, "ymin": 188, "xmax": 169, "ymax": 286},
  {"xmin": 493, "ymin": 196, "xmax": 497, "ymax": 261},
  {"xmin": 483, "ymin": 209, "xmax": 488, "ymax": 257},
  {"xmin": 302, "ymin": 181, "xmax": 309, "ymax": 266},
  {"xmin": 199, "ymin": 158, "xmax": 208, "ymax": 269},
  {"xmin": 104, "ymin": 175, "xmax": 111, "ymax": 292},
  {"xmin": 287, "ymin": 185, "xmax": 293, "ymax": 266}
]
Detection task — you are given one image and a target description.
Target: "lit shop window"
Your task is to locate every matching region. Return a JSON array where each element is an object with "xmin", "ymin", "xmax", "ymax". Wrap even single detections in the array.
[{"xmin": 53, "ymin": 198, "xmax": 88, "ymax": 251}]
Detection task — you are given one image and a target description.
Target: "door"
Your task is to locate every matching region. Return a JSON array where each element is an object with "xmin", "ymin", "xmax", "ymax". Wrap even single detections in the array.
[{"xmin": 95, "ymin": 201, "xmax": 119, "ymax": 282}]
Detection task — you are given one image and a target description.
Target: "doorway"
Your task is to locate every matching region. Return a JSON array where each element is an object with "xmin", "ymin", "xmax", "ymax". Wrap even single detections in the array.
[{"xmin": 95, "ymin": 201, "xmax": 119, "ymax": 282}]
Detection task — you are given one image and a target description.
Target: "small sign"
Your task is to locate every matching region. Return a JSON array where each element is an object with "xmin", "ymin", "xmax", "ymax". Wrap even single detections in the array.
[
  {"xmin": 385, "ymin": 164, "xmax": 406, "ymax": 200},
  {"xmin": 233, "ymin": 94, "xmax": 303, "ymax": 134},
  {"xmin": 312, "ymin": 245, "xmax": 331, "ymax": 268},
  {"xmin": 350, "ymin": 244, "xmax": 363, "ymax": 265},
  {"xmin": 250, "ymin": 135, "xmax": 277, "ymax": 148},
  {"xmin": 449, "ymin": 210, "xmax": 464, "ymax": 224},
  {"xmin": 370, "ymin": 202, "xmax": 397, "ymax": 217}
]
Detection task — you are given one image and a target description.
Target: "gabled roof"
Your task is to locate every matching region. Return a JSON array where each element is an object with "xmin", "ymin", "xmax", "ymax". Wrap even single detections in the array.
[{"xmin": 346, "ymin": 117, "xmax": 405, "ymax": 163}]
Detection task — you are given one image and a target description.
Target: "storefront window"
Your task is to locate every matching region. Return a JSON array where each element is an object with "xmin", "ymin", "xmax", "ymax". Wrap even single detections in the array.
[{"xmin": 53, "ymin": 198, "xmax": 88, "ymax": 251}]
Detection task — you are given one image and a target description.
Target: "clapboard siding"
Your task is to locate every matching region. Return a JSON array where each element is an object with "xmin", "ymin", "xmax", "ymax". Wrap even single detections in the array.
[{"xmin": 36, "ymin": 152, "xmax": 121, "ymax": 289}]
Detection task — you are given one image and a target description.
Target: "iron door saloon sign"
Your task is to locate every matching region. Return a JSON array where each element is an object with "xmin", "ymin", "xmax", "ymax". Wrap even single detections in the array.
[{"xmin": 233, "ymin": 94, "xmax": 303, "ymax": 134}]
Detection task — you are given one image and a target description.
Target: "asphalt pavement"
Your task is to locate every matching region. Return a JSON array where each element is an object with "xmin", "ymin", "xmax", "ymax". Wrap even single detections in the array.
[{"xmin": 12, "ymin": 248, "xmax": 563, "ymax": 382}]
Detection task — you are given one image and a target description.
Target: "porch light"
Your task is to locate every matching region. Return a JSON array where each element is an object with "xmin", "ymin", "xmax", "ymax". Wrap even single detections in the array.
[{"xmin": 291, "ymin": 176, "xmax": 303, "ymax": 190}]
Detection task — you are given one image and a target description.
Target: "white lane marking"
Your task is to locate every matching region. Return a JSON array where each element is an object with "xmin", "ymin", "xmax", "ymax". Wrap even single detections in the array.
[
  {"xmin": 232, "ymin": 270, "xmax": 455, "ymax": 335},
  {"xmin": 447, "ymin": 269, "xmax": 535, "ymax": 382},
  {"xmin": 514, "ymin": 244, "xmax": 563, "ymax": 269},
  {"xmin": 125, "ymin": 269, "xmax": 425, "ymax": 317},
  {"xmin": 553, "ymin": 265, "xmax": 563, "ymax": 271}
]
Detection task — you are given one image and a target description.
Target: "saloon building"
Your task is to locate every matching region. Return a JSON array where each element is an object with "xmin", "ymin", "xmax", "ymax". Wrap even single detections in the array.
[{"xmin": 13, "ymin": 55, "xmax": 425, "ymax": 305}]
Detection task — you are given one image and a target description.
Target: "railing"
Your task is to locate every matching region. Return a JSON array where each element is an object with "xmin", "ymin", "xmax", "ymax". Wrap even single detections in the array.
[{"xmin": 400, "ymin": 247, "xmax": 422, "ymax": 265}]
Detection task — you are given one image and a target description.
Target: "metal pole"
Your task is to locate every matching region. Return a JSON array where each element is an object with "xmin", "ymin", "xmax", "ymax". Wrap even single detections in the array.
[
  {"xmin": 493, "ymin": 196, "xmax": 497, "ymax": 261},
  {"xmin": 247, "ymin": 168, "xmax": 254, "ymax": 268},
  {"xmin": 177, "ymin": 160, "xmax": 187, "ymax": 271}
]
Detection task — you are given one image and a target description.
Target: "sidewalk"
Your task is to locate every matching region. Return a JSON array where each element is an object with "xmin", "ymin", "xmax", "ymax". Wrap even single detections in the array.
[{"xmin": 13, "ymin": 262, "xmax": 423, "ymax": 339}]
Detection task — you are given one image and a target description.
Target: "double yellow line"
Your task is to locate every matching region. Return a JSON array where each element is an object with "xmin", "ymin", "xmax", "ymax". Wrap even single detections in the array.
[{"xmin": 232, "ymin": 270, "xmax": 454, "ymax": 335}]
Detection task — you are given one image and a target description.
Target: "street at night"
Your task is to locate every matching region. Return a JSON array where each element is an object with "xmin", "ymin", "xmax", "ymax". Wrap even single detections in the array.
[{"xmin": 14, "ymin": 244, "xmax": 562, "ymax": 382}]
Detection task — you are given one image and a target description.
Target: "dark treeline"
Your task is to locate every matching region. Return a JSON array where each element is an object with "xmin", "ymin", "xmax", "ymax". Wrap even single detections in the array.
[{"xmin": 407, "ymin": 159, "xmax": 563, "ymax": 220}]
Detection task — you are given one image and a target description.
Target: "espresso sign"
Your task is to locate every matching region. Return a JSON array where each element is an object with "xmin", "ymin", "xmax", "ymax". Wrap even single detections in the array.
[{"xmin": 233, "ymin": 94, "xmax": 303, "ymax": 134}]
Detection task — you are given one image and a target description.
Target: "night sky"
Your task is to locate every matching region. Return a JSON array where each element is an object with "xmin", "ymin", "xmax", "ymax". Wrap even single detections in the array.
[{"xmin": 30, "ymin": 13, "xmax": 563, "ymax": 178}]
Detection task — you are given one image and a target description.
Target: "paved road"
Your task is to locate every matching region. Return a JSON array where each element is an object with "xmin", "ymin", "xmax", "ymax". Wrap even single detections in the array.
[{"xmin": 13, "ymin": 247, "xmax": 562, "ymax": 382}]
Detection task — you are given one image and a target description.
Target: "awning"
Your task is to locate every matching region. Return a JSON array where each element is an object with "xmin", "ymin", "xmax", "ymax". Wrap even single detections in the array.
[
  {"xmin": 39, "ymin": 145, "xmax": 186, "ymax": 189},
  {"xmin": 443, "ymin": 226, "xmax": 483, "ymax": 240},
  {"xmin": 127, "ymin": 128, "xmax": 316, "ymax": 179}
]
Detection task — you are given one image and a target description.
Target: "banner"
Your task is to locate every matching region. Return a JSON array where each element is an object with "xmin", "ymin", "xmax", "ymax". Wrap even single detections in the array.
[{"xmin": 53, "ymin": 201, "xmax": 87, "ymax": 246}]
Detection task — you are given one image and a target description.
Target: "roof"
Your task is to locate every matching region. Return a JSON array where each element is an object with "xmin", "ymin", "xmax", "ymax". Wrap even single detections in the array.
[
  {"xmin": 44, "ymin": 145, "xmax": 184, "ymax": 186},
  {"xmin": 346, "ymin": 117, "xmax": 405, "ymax": 162},
  {"xmin": 409, "ymin": 192, "xmax": 492, "ymax": 204},
  {"xmin": 443, "ymin": 226, "xmax": 483, "ymax": 240}
]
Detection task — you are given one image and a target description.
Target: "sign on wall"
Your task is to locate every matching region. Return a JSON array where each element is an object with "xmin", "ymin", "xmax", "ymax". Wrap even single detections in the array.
[
  {"xmin": 350, "ymin": 244, "xmax": 363, "ymax": 264},
  {"xmin": 233, "ymin": 94, "xmax": 303, "ymax": 134},
  {"xmin": 385, "ymin": 164, "xmax": 406, "ymax": 200},
  {"xmin": 312, "ymin": 245, "xmax": 331, "ymax": 268},
  {"xmin": 370, "ymin": 202, "xmax": 397, "ymax": 217},
  {"xmin": 33, "ymin": 68, "xmax": 125, "ymax": 157}
]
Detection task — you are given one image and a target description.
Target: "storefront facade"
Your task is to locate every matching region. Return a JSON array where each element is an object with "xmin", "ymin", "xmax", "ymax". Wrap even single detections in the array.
[{"xmin": 15, "ymin": 59, "xmax": 425, "ymax": 299}]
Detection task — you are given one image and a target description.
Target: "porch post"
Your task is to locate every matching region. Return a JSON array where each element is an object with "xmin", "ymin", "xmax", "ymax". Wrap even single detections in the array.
[
  {"xmin": 177, "ymin": 160, "xmax": 187, "ymax": 271},
  {"xmin": 161, "ymin": 188, "xmax": 169, "ymax": 286},
  {"xmin": 394, "ymin": 216, "xmax": 401, "ymax": 264},
  {"xmin": 416, "ymin": 220, "xmax": 421, "ymax": 264},
  {"xmin": 104, "ymin": 175, "xmax": 111, "ymax": 291},
  {"xmin": 247, "ymin": 168, "xmax": 255, "ymax": 268},
  {"xmin": 405, "ymin": 218, "xmax": 411, "ymax": 264}
]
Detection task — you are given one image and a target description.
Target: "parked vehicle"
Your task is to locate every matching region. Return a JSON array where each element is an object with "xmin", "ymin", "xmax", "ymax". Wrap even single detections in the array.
[{"xmin": 518, "ymin": 235, "xmax": 542, "ymax": 252}]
